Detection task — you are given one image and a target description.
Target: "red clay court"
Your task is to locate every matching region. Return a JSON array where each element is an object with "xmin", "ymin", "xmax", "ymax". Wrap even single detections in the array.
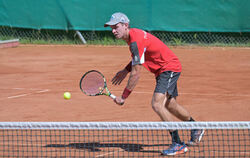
[
  {"xmin": 0, "ymin": 45, "xmax": 250, "ymax": 157},
  {"xmin": 0, "ymin": 45, "xmax": 249, "ymax": 122}
]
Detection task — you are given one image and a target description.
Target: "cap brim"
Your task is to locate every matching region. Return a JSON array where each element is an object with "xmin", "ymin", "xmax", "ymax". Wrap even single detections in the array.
[{"xmin": 104, "ymin": 21, "xmax": 119, "ymax": 27}]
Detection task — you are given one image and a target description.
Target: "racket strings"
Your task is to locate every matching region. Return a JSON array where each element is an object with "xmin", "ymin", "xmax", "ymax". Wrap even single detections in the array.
[{"xmin": 81, "ymin": 72, "xmax": 105, "ymax": 95}]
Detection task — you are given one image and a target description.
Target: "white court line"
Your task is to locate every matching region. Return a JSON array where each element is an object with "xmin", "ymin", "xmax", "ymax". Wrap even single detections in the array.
[
  {"xmin": 193, "ymin": 150, "xmax": 250, "ymax": 155},
  {"xmin": 7, "ymin": 89, "xmax": 50, "ymax": 99},
  {"xmin": 180, "ymin": 92, "xmax": 250, "ymax": 97},
  {"xmin": 95, "ymin": 148, "xmax": 249, "ymax": 157},
  {"xmin": 0, "ymin": 88, "xmax": 50, "ymax": 100},
  {"xmin": 0, "ymin": 87, "xmax": 47, "ymax": 91},
  {"xmin": 112, "ymin": 91, "xmax": 250, "ymax": 97}
]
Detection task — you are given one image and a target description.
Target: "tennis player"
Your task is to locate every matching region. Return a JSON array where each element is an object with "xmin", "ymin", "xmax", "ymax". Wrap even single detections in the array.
[{"xmin": 104, "ymin": 12, "xmax": 204, "ymax": 156}]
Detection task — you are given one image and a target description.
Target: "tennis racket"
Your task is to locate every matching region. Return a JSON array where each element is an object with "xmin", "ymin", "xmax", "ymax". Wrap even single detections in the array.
[{"xmin": 79, "ymin": 70, "xmax": 116, "ymax": 100}]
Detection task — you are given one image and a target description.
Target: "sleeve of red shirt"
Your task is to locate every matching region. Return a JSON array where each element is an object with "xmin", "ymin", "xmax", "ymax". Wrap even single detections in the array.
[{"xmin": 129, "ymin": 29, "xmax": 146, "ymax": 65}]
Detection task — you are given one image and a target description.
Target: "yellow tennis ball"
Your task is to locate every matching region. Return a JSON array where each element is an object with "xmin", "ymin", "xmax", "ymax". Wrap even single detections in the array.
[
  {"xmin": 64, "ymin": 92, "xmax": 71, "ymax": 100},
  {"xmin": 99, "ymin": 87, "xmax": 102, "ymax": 90}
]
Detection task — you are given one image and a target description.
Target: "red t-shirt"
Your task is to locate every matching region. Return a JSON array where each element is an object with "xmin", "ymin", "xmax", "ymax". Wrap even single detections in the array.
[{"xmin": 127, "ymin": 28, "xmax": 182, "ymax": 77}]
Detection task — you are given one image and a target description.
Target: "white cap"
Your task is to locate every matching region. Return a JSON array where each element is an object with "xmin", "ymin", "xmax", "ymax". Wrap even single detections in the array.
[{"xmin": 104, "ymin": 12, "xmax": 130, "ymax": 27}]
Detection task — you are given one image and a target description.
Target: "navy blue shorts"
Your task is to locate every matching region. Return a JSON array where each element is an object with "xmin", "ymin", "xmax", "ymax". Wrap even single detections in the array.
[{"xmin": 154, "ymin": 71, "xmax": 181, "ymax": 97}]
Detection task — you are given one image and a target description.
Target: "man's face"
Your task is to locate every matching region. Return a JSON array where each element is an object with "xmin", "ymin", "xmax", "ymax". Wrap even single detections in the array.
[{"xmin": 110, "ymin": 23, "xmax": 128, "ymax": 39}]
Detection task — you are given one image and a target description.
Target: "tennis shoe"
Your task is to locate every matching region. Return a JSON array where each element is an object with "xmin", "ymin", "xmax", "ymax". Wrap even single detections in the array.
[
  {"xmin": 161, "ymin": 142, "xmax": 188, "ymax": 156},
  {"xmin": 187, "ymin": 129, "xmax": 205, "ymax": 146}
]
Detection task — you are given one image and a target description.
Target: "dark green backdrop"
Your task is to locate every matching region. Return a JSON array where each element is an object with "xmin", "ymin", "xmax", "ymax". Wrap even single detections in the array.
[{"xmin": 0, "ymin": 0, "xmax": 249, "ymax": 32}]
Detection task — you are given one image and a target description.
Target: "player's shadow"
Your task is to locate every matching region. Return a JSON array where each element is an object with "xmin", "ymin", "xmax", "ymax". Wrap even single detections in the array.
[{"xmin": 45, "ymin": 142, "xmax": 171, "ymax": 153}]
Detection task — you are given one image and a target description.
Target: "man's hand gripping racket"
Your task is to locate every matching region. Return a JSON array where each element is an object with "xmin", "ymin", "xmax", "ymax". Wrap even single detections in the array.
[{"xmin": 79, "ymin": 70, "xmax": 123, "ymax": 105}]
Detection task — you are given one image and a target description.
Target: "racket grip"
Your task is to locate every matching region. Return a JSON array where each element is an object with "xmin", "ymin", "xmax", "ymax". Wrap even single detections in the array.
[
  {"xmin": 109, "ymin": 94, "xmax": 116, "ymax": 100},
  {"xmin": 109, "ymin": 94, "xmax": 124, "ymax": 105}
]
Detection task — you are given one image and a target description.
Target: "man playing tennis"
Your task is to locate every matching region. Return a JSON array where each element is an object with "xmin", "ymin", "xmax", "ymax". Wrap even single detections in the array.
[{"xmin": 104, "ymin": 12, "xmax": 204, "ymax": 156}]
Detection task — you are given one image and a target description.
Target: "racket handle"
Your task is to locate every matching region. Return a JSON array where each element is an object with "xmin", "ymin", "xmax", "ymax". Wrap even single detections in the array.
[
  {"xmin": 110, "ymin": 94, "xmax": 124, "ymax": 105},
  {"xmin": 109, "ymin": 94, "xmax": 116, "ymax": 100}
]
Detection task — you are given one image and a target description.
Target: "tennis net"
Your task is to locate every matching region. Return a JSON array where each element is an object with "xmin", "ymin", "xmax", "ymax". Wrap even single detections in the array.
[{"xmin": 0, "ymin": 122, "xmax": 249, "ymax": 157}]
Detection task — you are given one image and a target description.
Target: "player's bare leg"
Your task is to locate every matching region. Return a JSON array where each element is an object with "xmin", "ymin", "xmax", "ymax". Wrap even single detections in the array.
[
  {"xmin": 151, "ymin": 92, "xmax": 174, "ymax": 121},
  {"xmin": 165, "ymin": 95, "xmax": 191, "ymax": 121},
  {"xmin": 164, "ymin": 94, "xmax": 205, "ymax": 146},
  {"xmin": 152, "ymin": 92, "xmax": 188, "ymax": 155}
]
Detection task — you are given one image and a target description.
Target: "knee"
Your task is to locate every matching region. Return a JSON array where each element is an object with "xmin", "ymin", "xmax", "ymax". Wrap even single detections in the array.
[
  {"xmin": 151, "ymin": 93, "xmax": 166, "ymax": 114},
  {"xmin": 151, "ymin": 99, "xmax": 164, "ymax": 114}
]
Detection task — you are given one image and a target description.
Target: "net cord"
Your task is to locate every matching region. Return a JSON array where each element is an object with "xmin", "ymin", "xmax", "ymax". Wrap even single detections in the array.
[{"xmin": 0, "ymin": 122, "xmax": 249, "ymax": 130}]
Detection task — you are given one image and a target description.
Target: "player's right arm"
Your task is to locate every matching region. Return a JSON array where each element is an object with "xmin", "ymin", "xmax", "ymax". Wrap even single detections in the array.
[
  {"xmin": 114, "ymin": 40, "xmax": 144, "ymax": 105},
  {"xmin": 114, "ymin": 63, "xmax": 142, "ymax": 105},
  {"xmin": 125, "ymin": 64, "xmax": 141, "ymax": 91},
  {"xmin": 112, "ymin": 61, "xmax": 131, "ymax": 85}
]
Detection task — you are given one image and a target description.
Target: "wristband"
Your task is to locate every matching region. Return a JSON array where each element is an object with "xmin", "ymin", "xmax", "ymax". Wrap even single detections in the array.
[{"xmin": 122, "ymin": 88, "xmax": 132, "ymax": 99}]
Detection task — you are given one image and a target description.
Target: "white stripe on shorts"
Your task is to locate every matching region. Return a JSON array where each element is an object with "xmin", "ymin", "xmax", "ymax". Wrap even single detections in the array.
[{"xmin": 167, "ymin": 72, "xmax": 174, "ymax": 88}]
